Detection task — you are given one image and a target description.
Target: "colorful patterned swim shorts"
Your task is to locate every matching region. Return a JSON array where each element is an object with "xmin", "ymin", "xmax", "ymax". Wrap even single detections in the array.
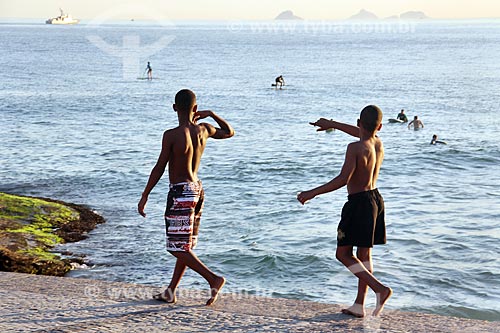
[{"xmin": 164, "ymin": 180, "xmax": 204, "ymax": 252}]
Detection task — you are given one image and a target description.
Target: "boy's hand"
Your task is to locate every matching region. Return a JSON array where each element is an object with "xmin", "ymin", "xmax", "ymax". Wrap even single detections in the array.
[
  {"xmin": 310, "ymin": 118, "xmax": 333, "ymax": 131},
  {"xmin": 194, "ymin": 110, "xmax": 213, "ymax": 122},
  {"xmin": 138, "ymin": 195, "xmax": 148, "ymax": 217},
  {"xmin": 297, "ymin": 190, "xmax": 315, "ymax": 205}
]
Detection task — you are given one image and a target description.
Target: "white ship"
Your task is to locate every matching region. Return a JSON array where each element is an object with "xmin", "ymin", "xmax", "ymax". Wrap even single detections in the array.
[{"xmin": 46, "ymin": 9, "xmax": 79, "ymax": 25}]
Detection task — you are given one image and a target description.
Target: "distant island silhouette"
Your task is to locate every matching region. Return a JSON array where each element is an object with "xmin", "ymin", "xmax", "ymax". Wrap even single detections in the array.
[
  {"xmin": 275, "ymin": 10, "xmax": 303, "ymax": 20},
  {"xmin": 349, "ymin": 9, "xmax": 379, "ymax": 20},
  {"xmin": 348, "ymin": 9, "xmax": 430, "ymax": 20},
  {"xmin": 399, "ymin": 11, "xmax": 429, "ymax": 20},
  {"xmin": 273, "ymin": 9, "xmax": 430, "ymax": 21}
]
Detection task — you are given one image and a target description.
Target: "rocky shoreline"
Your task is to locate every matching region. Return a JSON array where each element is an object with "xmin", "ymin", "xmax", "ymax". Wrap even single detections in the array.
[{"xmin": 0, "ymin": 192, "xmax": 104, "ymax": 276}]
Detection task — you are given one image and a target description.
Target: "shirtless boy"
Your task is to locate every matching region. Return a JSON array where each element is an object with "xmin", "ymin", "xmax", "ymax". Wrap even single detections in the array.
[
  {"xmin": 408, "ymin": 115, "xmax": 424, "ymax": 130},
  {"xmin": 138, "ymin": 89, "xmax": 234, "ymax": 306},
  {"xmin": 297, "ymin": 105, "xmax": 392, "ymax": 317}
]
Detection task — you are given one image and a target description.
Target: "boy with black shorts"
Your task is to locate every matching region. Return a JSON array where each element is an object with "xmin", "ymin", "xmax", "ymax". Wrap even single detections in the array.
[
  {"xmin": 138, "ymin": 89, "xmax": 234, "ymax": 305},
  {"xmin": 297, "ymin": 105, "xmax": 392, "ymax": 317}
]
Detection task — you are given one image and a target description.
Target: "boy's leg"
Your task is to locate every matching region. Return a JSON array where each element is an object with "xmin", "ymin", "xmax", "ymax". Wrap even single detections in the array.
[
  {"xmin": 155, "ymin": 257, "xmax": 187, "ymax": 303},
  {"xmin": 339, "ymin": 247, "xmax": 373, "ymax": 317},
  {"xmin": 336, "ymin": 245, "xmax": 392, "ymax": 316},
  {"xmin": 336, "ymin": 245, "xmax": 366, "ymax": 317},
  {"xmin": 356, "ymin": 248, "xmax": 392, "ymax": 316},
  {"xmin": 171, "ymin": 251, "xmax": 226, "ymax": 306},
  {"xmin": 355, "ymin": 247, "xmax": 373, "ymax": 306}
]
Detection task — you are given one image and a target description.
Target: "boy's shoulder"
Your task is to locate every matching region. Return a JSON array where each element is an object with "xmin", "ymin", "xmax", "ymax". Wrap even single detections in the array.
[
  {"xmin": 164, "ymin": 126, "xmax": 179, "ymax": 136},
  {"xmin": 164, "ymin": 123, "xmax": 210, "ymax": 136},
  {"xmin": 348, "ymin": 136, "xmax": 383, "ymax": 149},
  {"xmin": 346, "ymin": 140, "xmax": 364, "ymax": 154},
  {"xmin": 162, "ymin": 126, "xmax": 185, "ymax": 142}
]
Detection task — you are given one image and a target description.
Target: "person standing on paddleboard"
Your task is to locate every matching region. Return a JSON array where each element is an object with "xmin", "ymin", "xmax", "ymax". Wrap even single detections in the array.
[{"xmin": 146, "ymin": 61, "xmax": 153, "ymax": 80}]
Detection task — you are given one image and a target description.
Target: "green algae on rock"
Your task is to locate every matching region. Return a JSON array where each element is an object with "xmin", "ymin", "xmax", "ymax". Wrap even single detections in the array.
[{"xmin": 0, "ymin": 192, "xmax": 105, "ymax": 276}]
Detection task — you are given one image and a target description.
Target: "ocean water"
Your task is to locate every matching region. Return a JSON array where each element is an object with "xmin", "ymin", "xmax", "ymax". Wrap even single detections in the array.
[{"xmin": 1, "ymin": 19, "xmax": 499, "ymax": 321}]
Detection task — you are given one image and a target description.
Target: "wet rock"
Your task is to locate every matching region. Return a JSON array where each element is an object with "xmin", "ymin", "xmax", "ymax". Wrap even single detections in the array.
[{"xmin": 0, "ymin": 192, "xmax": 104, "ymax": 276}]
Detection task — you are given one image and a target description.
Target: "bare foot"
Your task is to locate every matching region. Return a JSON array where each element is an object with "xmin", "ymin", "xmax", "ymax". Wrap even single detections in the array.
[
  {"xmin": 153, "ymin": 288, "xmax": 176, "ymax": 304},
  {"xmin": 341, "ymin": 303, "xmax": 365, "ymax": 318},
  {"xmin": 373, "ymin": 287, "xmax": 393, "ymax": 316},
  {"xmin": 206, "ymin": 276, "xmax": 226, "ymax": 306}
]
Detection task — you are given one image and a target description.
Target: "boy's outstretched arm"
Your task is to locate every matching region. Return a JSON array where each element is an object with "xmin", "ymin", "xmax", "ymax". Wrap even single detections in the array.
[
  {"xmin": 297, "ymin": 143, "xmax": 357, "ymax": 204},
  {"xmin": 310, "ymin": 118, "xmax": 360, "ymax": 138},
  {"xmin": 138, "ymin": 132, "xmax": 171, "ymax": 217},
  {"xmin": 195, "ymin": 110, "xmax": 235, "ymax": 139}
]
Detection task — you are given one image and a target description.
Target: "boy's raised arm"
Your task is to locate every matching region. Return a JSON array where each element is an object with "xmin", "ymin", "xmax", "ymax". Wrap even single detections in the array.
[
  {"xmin": 196, "ymin": 110, "xmax": 235, "ymax": 139},
  {"xmin": 310, "ymin": 118, "xmax": 360, "ymax": 138}
]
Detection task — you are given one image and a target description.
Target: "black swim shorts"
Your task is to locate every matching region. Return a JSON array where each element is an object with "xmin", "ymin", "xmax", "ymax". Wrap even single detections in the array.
[{"xmin": 337, "ymin": 189, "xmax": 386, "ymax": 248}]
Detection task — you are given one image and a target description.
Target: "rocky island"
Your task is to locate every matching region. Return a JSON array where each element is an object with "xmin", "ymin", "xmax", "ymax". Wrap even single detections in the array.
[
  {"xmin": 349, "ymin": 9, "xmax": 379, "ymax": 20},
  {"xmin": 400, "ymin": 11, "xmax": 429, "ymax": 20},
  {"xmin": 348, "ymin": 9, "xmax": 430, "ymax": 20},
  {"xmin": 275, "ymin": 10, "xmax": 303, "ymax": 20}
]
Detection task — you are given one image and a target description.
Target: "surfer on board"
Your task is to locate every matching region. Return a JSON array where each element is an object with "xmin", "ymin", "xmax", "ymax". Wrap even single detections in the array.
[
  {"xmin": 397, "ymin": 109, "xmax": 408, "ymax": 122},
  {"xmin": 275, "ymin": 75, "xmax": 285, "ymax": 89}
]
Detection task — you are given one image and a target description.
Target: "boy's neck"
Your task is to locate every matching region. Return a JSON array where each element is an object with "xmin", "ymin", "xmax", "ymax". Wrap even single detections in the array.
[
  {"xmin": 178, "ymin": 113, "xmax": 194, "ymax": 125},
  {"xmin": 359, "ymin": 128, "xmax": 377, "ymax": 140}
]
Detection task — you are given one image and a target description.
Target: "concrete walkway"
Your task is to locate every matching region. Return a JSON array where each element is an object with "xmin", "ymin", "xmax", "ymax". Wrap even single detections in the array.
[{"xmin": 0, "ymin": 272, "xmax": 497, "ymax": 332}]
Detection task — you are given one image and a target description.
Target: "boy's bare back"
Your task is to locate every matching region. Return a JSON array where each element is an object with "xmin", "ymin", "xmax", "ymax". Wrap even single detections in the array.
[
  {"xmin": 345, "ymin": 136, "xmax": 384, "ymax": 195},
  {"xmin": 163, "ymin": 109, "xmax": 232, "ymax": 184},
  {"xmin": 164, "ymin": 123, "xmax": 210, "ymax": 184}
]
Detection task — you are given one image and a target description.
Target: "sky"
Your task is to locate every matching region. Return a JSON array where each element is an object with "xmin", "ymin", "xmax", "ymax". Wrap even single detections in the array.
[{"xmin": 1, "ymin": 0, "xmax": 499, "ymax": 20}]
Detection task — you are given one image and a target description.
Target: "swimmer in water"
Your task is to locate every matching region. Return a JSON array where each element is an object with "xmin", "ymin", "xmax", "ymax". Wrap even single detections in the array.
[
  {"xmin": 408, "ymin": 116, "xmax": 424, "ymax": 130},
  {"xmin": 430, "ymin": 134, "xmax": 447, "ymax": 145}
]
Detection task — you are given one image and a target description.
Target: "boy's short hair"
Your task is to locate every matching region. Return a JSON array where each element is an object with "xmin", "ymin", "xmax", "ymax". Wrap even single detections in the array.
[
  {"xmin": 175, "ymin": 89, "xmax": 196, "ymax": 112},
  {"xmin": 360, "ymin": 105, "xmax": 383, "ymax": 132}
]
